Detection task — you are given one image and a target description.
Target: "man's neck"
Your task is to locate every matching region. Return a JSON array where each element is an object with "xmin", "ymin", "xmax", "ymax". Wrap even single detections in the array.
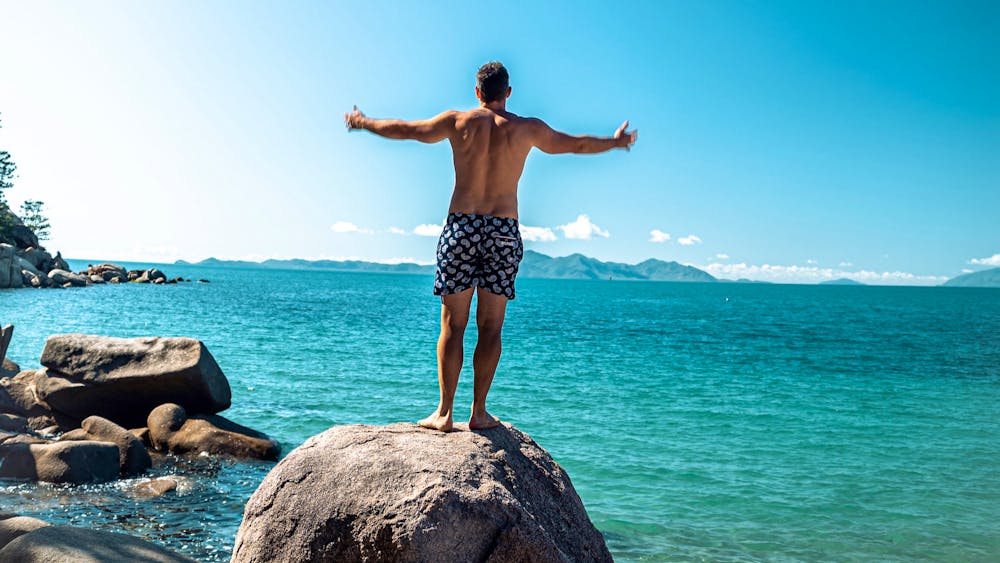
[{"xmin": 480, "ymin": 100, "xmax": 506, "ymax": 112}]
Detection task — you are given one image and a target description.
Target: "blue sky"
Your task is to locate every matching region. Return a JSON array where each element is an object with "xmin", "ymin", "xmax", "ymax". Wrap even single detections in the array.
[{"xmin": 1, "ymin": 0, "xmax": 997, "ymax": 284}]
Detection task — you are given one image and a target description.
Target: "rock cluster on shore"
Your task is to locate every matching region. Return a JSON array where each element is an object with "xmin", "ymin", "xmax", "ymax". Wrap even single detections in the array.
[
  {"xmin": 1, "ymin": 244, "xmax": 188, "ymax": 289},
  {"xmin": 1, "ymin": 331, "xmax": 280, "ymax": 485},
  {"xmin": 232, "ymin": 422, "xmax": 613, "ymax": 563},
  {"xmin": 0, "ymin": 213, "xmax": 193, "ymax": 289}
]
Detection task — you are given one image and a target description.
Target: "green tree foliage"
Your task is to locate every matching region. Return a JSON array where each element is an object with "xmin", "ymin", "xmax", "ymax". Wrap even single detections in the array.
[{"xmin": 20, "ymin": 200, "xmax": 50, "ymax": 241}]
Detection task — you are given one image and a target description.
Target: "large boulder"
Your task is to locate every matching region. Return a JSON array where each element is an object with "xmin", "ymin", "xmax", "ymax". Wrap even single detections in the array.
[
  {"xmin": 0, "ymin": 516, "xmax": 49, "ymax": 550},
  {"xmin": 0, "ymin": 440, "xmax": 120, "ymax": 484},
  {"xmin": 0, "ymin": 525, "xmax": 197, "ymax": 562},
  {"xmin": 0, "ymin": 243, "xmax": 23, "ymax": 289},
  {"xmin": 36, "ymin": 334, "xmax": 232, "ymax": 427},
  {"xmin": 16, "ymin": 247, "xmax": 54, "ymax": 273},
  {"xmin": 0, "ymin": 207, "xmax": 39, "ymax": 249},
  {"xmin": 147, "ymin": 403, "xmax": 279, "ymax": 460},
  {"xmin": 0, "ymin": 370, "xmax": 75, "ymax": 431},
  {"xmin": 231, "ymin": 423, "xmax": 612, "ymax": 563},
  {"xmin": 47, "ymin": 269, "xmax": 88, "ymax": 287},
  {"xmin": 60, "ymin": 415, "xmax": 152, "ymax": 476}
]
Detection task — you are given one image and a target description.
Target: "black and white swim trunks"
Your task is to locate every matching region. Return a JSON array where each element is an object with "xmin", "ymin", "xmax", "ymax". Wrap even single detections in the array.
[{"xmin": 434, "ymin": 212, "xmax": 524, "ymax": 300}]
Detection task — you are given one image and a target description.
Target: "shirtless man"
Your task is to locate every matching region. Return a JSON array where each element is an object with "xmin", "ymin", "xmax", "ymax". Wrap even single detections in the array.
[{"xmin": 345, "ymin": 62, "xmax": 637, "ymax": 431}]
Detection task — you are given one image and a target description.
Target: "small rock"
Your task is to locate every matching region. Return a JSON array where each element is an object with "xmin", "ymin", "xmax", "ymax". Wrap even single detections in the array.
[
  {"xmin": 0, "ymin": 413, "xmax": 28, "ymax": 433},
  {"xmin": 88, "ymin": 275, "xmax": 106, "ymax": 284},
  {"xmin": 59, "ymin": 415, "xmax": 151, "ymax": 476},
  {"xmin": 132, "ymin": 476, "xmax": 180, "ymax": 498},
  {"xmin": 148, "ymin": 403, "xmax": 280, "ymax": 460}
]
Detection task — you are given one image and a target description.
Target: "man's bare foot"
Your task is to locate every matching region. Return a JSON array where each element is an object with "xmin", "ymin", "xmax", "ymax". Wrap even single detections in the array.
[
  {"xmin": 418, "ymin": 412, "xmax": 454, "ymax": 432},
  {"xmin": 468, "ymin": 411, "xmax": 500, "ymax": 430}
]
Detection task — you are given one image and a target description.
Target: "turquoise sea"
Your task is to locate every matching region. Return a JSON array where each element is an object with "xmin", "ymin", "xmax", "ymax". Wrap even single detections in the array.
[{"xmin": 2, "ymin": 262, "xmax": 999, "ymax": 561}]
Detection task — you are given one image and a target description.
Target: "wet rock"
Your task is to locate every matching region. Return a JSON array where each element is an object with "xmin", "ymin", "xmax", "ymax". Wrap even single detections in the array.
[
  {"xmin": 59, "ymin": 415, "xmax": 151, "ymax": 476},
  {"xmin": 0, "ymin": 440, "xmax": 120, "ymax": 484},
  {"xmin": 1, "ymin": 358, "xmax": 18, "ymax": 378},
  {"xmin": 0, "ymin": 525, "xmax": 197, "ymax": 562},
  {"xmin": 0, "ymin": 516, "xmax": 49, "ymax": 550},
  {"xmin": 231, "ymin": 423, "xmax": 612, "ymax": 563},
  {"xmin": 131, "ymin": 476, "xmax": 182, "ymax": 498},
  {"xmin": 147, "ymin": 403, "xmax": 279, "ymax": 460},
  {"xmin": 129, "ymin": 426, "xmax": 152, "ymax": 447},
  {"xmin": 36, "ymin": 334, "xmax": 231, "ymax": 427}
]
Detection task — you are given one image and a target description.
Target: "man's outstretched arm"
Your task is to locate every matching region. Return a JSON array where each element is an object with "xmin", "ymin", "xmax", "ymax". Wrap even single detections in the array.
[
  {"xmin": 345, "ymin": 106, "xmax": 457, "ymax": 144},
  {"xmin": 530, "ymin": 119, "xmax": 638, "ymax": 154}
]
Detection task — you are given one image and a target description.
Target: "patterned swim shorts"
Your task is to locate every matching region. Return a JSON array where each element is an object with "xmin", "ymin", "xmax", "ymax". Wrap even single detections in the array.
[{"xmin": 434, "ymin": 212, "xmax": 524, "ymax": 300}]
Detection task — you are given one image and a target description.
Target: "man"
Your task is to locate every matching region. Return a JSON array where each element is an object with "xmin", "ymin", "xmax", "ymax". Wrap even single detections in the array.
[{"xmin": 345, "ymin": 62, "xmax": 637, "ymax": 431}]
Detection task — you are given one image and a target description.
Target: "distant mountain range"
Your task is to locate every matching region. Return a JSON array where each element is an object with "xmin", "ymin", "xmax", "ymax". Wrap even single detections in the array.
[
  {"xmin": 173, "ymin": 255, "xmax": 1000, "ymax": 287},
  {"xmin": 942, "ymin": 267, "xmax": 1000, "ymax": 288},
  {"xmin": 820, "ymin": 278, "xmax": 865, "ymax": 286},
  {"xmin": 177, "ymin": 250, "xmax": 719, "ymax": 282}
]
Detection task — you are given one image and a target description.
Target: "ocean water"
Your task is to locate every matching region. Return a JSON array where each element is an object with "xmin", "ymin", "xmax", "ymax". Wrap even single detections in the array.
[{"xmin": 1, "ymin": 263, "xmax": 998, "ymax": 562}]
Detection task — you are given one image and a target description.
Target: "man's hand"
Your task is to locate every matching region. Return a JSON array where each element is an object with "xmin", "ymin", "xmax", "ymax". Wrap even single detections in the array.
[
  {"xmin": 614, "ymin": 120, "xmax": 638, "ymax": 151},
  {"xmin": 345, "ymin": 105, "xmax": 366, "ymax": 131}
]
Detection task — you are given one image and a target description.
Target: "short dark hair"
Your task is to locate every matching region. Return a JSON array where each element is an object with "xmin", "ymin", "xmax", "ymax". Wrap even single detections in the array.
[{"xmin": 476, "ymin": 62, "xmax": 509, "ymax": 103}]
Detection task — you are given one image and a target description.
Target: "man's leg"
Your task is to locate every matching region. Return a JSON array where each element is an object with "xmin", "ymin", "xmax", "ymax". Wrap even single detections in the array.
[
  {"xmin": 469, "ymin": 288, "xmax": 509, "ymax": 429},
  {"xmin": 419, "ymin": 288, "xmax": 474, "ymax": 431}
]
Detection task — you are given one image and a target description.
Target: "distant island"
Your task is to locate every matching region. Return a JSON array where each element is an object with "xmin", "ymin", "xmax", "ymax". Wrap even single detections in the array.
[
  {"xmin": 177, "ymin": 251, "xmax": 719, "ymax": 283},
  {"xmin": 820, "ymin": 278, "xmax": 865, "ymax": 286},
  {"xmin": 943, "ymin": 267, "xmax": 1000, "ymax": 288}
]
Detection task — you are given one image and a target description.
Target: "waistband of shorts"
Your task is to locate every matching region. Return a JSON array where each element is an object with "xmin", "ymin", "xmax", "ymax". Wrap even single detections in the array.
[{"xmin": 446, "ymin": 211, "xmax": 519, "ymax": 225}]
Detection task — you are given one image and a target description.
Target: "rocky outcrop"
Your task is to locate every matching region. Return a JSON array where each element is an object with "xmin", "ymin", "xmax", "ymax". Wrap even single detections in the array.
[
  {"xmin": 0, "ymin": 440, "xmax": 120, "ymax": 484},
  {"xmin": 148, "ymin": 403, "xmax": 280, "ymax": 460},
  {"xmin": 0, "ymin": 519, "xmax": 196, "ymax": 562},
  {"xmin": 0, "ymin": 243, "xmax": 23, "ymax": 289},
  {"xmin": 60, "ymin": 415, "xmax": 152, "ymax": 476},
  {"xmin": 37, "ymin": 334, "xmax": 232, "ymax": 427},
  {"xmin": 231, "ymin": 423, "xmax": 612, "ymax": 563}
]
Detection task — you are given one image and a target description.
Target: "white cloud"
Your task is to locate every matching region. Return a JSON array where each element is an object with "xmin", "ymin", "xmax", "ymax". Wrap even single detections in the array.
[
  {"xmin": 388, "ymin": 226, "xmax": 408, "ymax": 235},
  {"xmin": 649, "ymin": 229, "xmax": 671, "ymax": 243},
  {"xmin": 970, "ymin": 253, "xmax": 1000, "ymax": 266},
  {"xmin": 413, "ymin": 223, "xmax": 443, "ymax": 237},
  {"xmin": 806, "ymin": 259, "xmax": 818, "ymax": 265},
  {"xmin": 701, "ymin": 261, "xmax": 947, "ymax": 286},
  {"xmin": 715, "ymin": 253, "xmax": 729, "ymax": 260},
  {"xmin": 330, "ymin": 221, "xmax": 359, "ymax": 233},
  {"xmin": 839, "ymin": 261, "xmax": 853, "ymax": 267},
  {"xmin": 557, "ymin": 214, "xmax": 609, "ymax": 240},
  {"xmin": 521, "ymin": 225, "xmax": 557, "ymax": 242},
  {"xmin": 677, "ymin": 235, "xmax": 702, "ymax": 246},
  {"xmin": 962, "ymin": 269, "xmax": 973, "ymax": 274}
]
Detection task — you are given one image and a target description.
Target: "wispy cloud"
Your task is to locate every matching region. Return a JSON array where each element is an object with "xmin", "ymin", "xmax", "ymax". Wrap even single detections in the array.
[
  {"xmin": 839, "ymin": 261, "xmax": 853, "ymax": 267},
  {"xmin": 413, "ymin": 223, "xmax": 443, "ymax": 237},
  {"xmin": 969, "ymin": 253, "xmax": 1000, "ymax": 266},
  {"xmin": 649, "ymin": 229, "xmax": 671, "ymax": 243},
  {"xmin": 701, "ymin": 261, "xmax": 946, "ymax": 286},
  {"xmin": 330, "ymin": 221, "xmax": 373, "ymax": 234},
  {"xmin": 715, "ymin": 253, "xmax": 729, "ymax": 260},
  {"xmin": 521, "ymin": 225, "xmax": 557, "ymax": 242},
  {"xmin": 677, "ymin": 234, "xmax": 702, "ymax": 246},
  {"xmin": 558, "ymin": 214, "xmax": 609, "ymax": 240},
  {"xmin": 388, "ymin": 226, "xmax": 408, "ymax": 235},
  {"xmin": 806, "ymin": 259, "xmax": 818, "ymax": 265}
]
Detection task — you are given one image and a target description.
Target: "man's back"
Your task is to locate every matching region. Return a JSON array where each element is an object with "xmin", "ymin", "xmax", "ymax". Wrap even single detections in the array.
[{"xmin": 448, "ymin": 108, "xmax": 533, "ymax": 219}]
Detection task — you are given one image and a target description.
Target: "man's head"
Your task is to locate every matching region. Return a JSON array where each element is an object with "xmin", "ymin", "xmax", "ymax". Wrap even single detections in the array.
[{"xmin": 476, "ymin": 62, "xmax": 510, "ymax": 104}]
